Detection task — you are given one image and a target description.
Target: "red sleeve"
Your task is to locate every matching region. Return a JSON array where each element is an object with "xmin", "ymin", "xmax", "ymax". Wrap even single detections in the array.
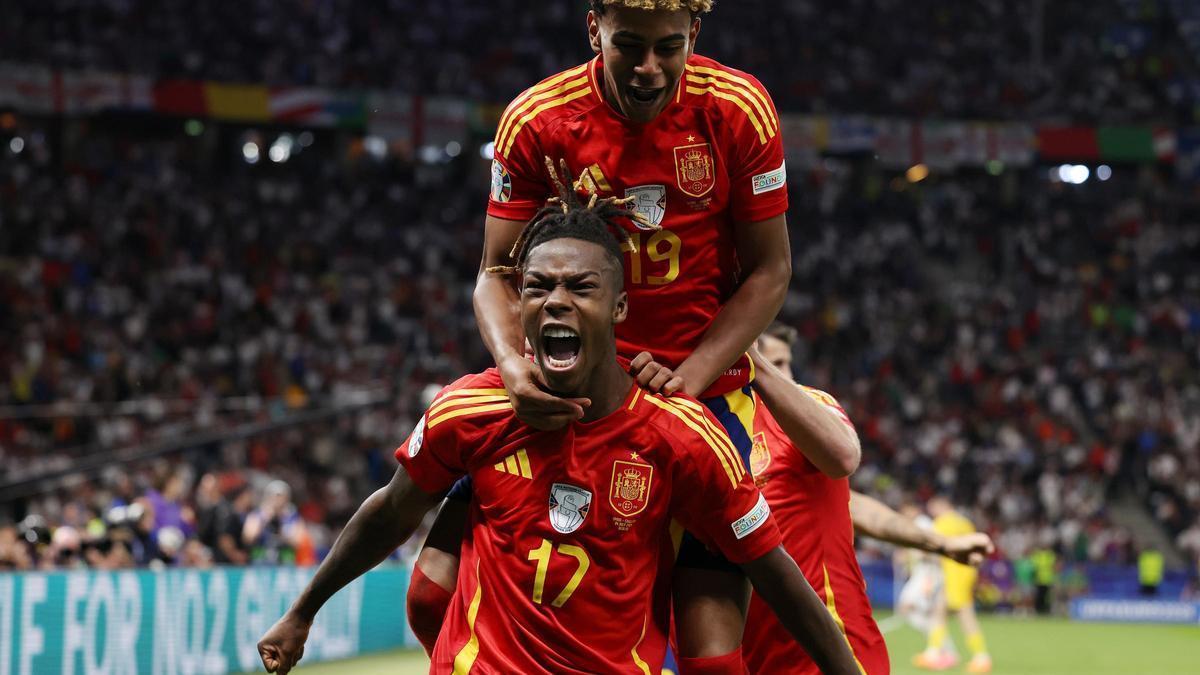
[
  {"xmin": 394, "ymin": 408, "xmax": 466, "ymax": 494},
  {"xmin": 393, "ymin": 371, "xmax": 510, "ymax": 493},
  {"xmin": 668, "ymin": 405, "xmax": 782, "ymax": 563},
  {"xmin": 486, "ymin": 95, "xmax": 552, "ymax": 222},
  {"xmin": 725, "ymin": 75, "xmax": 788, "ymax": 224}
]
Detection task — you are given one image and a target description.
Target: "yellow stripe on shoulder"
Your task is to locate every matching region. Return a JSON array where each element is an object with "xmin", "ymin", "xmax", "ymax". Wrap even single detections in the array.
[
  {"xmin": 684, "ymin": 73, "xmax": 777, "ymax": 136},
  {"xmin": 643, "ymin": 394, "xmax": 740, "ymax": 487},
  {"xmin": 499, "ymin": 85, "xmax": 594, "ymax": 158},
  {"xmin": 685, "ymin": 64, "xmax": 778, "ymax": 129},
  {"xmin": 427, "ymin": 401, "xmax": 513, "ymax": 430},
  {"xmin": 658, "ymin": 397, "xmax": 745, "ymax": 481},
  {"xmin": 428, "ymin": 394, "xmax": 510, "ymax": 420},
  {"xmin": 685, "ymin": 85, "xmax": 769, "ymax": 145},
  {"xmin": 494, "ymin": 64, "xmax": 589, "ymax": 144}
]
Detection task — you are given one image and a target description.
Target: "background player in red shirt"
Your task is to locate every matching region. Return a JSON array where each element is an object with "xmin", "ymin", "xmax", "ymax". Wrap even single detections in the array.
[
  {"xmin": 410, "ymin": 1, "xmax": 796, "ymax": 669},
  {"xmin": 256, "ymin": 189, "xmax": 859, "ymax": 675},
  {"xmin": 738, "ymin": 324, "xmax": 995, "ymax": 674}
]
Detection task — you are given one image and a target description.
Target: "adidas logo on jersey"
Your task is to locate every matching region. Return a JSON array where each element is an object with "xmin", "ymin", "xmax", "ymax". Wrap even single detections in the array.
[{"xmin": 494, "ymin": 449, "xmax": 533, "ymax": 479}]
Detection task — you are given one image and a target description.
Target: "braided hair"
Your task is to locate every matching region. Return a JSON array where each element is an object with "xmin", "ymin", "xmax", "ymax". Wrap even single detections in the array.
[
  {"xmin": 486, "ymin": 157, "xmax": 661, "ymax": 284},
  {"xmin": 589, "ymin": 0, "xmax": 714, "ymax": 15}
]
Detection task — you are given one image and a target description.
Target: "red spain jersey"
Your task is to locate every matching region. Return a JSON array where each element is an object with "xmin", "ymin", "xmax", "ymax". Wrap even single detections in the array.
[
  {"xmin": 486, "ymin": 54, "xmax": 788, "ymax": 397},
  {"xmin": 742, "ymin": 390, "xmax": 889, "ymax": 675},
  {"xmin": 394, "ymin": 368, "xmax": 781, "ymax": 674}
]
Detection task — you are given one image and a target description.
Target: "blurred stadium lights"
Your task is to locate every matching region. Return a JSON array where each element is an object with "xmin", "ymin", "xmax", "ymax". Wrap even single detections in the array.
[
  {"xmin": 480, "ymin": 141, "xmax": 495, "ymax": 160},
  {"xmin": 905, "ymin": 163, "xmax": 930, "ymax": 183},
  {"xmin": 9, "ymin": 137, "xmax": 23, "ymax": 154},
  {"xmin": 418, "ymin": 144, "xmax": 442, "ymax": 164},
  {"xmin": 986, "ymin": 159, "xmax": 1004, "ymax": 175},
  {"xmin": 184, "ymin": 119, "xmax": 204, "ymax": 137},
  {"xmin": 241, "ymin": 141, "xmax": 260, "ymax": 164},
  {"xmin": 297, "ymin": 131, "xmax": 315, "ymax": 147},
  {"xmin": 269, "ymin": 134, "xmax": 296, "ymax": 163},
  {"xmin": 1057, "ymin": 164, "xmax": 1090, "ymax": 184},
  {"xmin": 446, "ymin": 141, "xmax": 462, "ymax": 157},
  {"xmin": 0, "ymin": 112, "xmax": 16, "ymax": 130},
  {"xmin": 364, "ymin": 135, "xmax": 388, "ymax": 160},
  {"xmin": 1097, "ymin": 164, "xmax": 1113, "ymax": 181}
]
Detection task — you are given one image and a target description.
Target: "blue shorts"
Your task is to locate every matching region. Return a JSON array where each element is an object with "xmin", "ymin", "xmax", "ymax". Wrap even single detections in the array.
[{"xmin": 445, "ymin": 386, "xmax": 756, "ymax": 574}]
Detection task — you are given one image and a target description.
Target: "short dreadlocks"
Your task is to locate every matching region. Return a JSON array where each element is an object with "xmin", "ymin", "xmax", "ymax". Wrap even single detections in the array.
[
  {"xmin": 487, "ymin": 158, "xmax": 660, "ymax": 288},
  {"xmin": 589, "ymin": 0, "xmax": 714, "ymax": 15}
]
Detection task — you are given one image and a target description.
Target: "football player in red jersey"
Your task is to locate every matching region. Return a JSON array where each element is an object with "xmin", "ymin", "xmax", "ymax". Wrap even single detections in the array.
[
  {"xmin": 410, "ymin": 2, "xmax": 794, "ymax": 668},
  {"xmin": 738, "ymin": 324, "xmax": 994, "ymax": 674},
  {"xmin": 257, "ymin": 189, "xmax": 859, "ymax": 675}
]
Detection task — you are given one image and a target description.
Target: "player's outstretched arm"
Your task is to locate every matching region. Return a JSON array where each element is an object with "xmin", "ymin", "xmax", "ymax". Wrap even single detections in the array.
[
  {"xmin": 474, "ymin": 214, "xmax": 588, "ymax": 429},
  {"xmin": 257, "ymin": 466, "xmax": 442, "ymax": 674},
  {"xmin": 741, "ymin": 546, "xmax": 862, "ymax": 675},
  {"xmin": 672, "ymin": 214, "xmax": 791, "ymax": 396},
  {"xmin": 849, "ymin": 492, "xmax": 995, "ymax": 565},
  {"xmin": 750, "ymin": 347, "xmax": 861, "ymax": 477}
]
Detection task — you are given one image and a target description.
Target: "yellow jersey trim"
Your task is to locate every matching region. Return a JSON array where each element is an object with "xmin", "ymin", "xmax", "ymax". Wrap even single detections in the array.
[
  {"xmin": 658, "ymin": 397, "xmax": 744, "ymax": 481},
  {"xmin": 722, "ymin": 388, "xmax": 757, "ymax": 451},
  {"xmin": 428, "ymin": 394, "xmax": 509, "ymax": 420},
  {"xmin": 496, "ymin": 76, "xmax": 591, "ymax": 157},
  {"xmin": 630, "ymin": 613, "xmax": 653, "ymax": 675},
  {"xmin": 684, "ymin": 73, "xmax": 777, "ymax": 138},
  {"xmin": 499, "ymin": 86, "xmax": 594, "ymax": 158},
  {"xmin": 684, "ymin": 85, "xmax": 768, "ymax": 145},
  {"xmin": 495, "ymin": 64, "xmax": 588, "ymax": 146},
  {"xmin": 822, "ymin": 564, "xmax": 867, "ymax": 675},
  {"xmin": 427, "ymin": 401, "xmax": 513, "ymax": 430},
  {"xmin": 643, "ymin": 394, "xmax": 740, "ymax": 486},
  {"xmin": 685, "ymin": 64, "xmax": 778, "ymax": 129},
  {"xmin": 452, "ymin": 562, "xmax": 484, "ymax": 674}
]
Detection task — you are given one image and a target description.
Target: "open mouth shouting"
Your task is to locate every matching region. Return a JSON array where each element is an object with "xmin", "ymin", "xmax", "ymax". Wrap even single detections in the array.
[
  {"xmin": 541, "ymin": 324, "xmax": 583, "ymax": 372},
  {"xmin": 626, "ymin": 84, "xmax": 666, "ymax": 112}
]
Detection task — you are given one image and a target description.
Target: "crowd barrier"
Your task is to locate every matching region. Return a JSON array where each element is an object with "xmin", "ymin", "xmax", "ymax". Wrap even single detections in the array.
[{"xmin": 0, "ymin": 564, "xmax": 411, "ymax": 674}]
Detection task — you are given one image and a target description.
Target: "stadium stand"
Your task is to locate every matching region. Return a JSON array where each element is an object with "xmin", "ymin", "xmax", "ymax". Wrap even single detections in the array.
[{"xmin": 1, "ymin": 1, "xmax": 1198, "ymax": 602}]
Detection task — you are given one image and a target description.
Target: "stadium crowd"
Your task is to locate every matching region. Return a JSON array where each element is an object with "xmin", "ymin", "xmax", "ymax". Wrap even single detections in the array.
[
  {"xmin": 2, "ymin": 120, "xmax": 1198, "ymax": 587},
  {"xmin": 0, "ymin": 0, "xmax": 1195, "ymax": 123}
]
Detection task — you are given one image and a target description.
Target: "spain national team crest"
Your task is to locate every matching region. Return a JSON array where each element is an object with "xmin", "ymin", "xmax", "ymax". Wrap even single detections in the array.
[
  {"xmin": 749, "ymin": 431, "xmax": 771, "ymax": 477},
  {"xmin": 625, "ymin": 185, "xmax": 667, "ymax": 230},
  {"xmin": 673, "ymin": 142, "xmax": 715, "ymax": 198},
  {"xmin": 549, "ymin": 483, "xmax": 592, "ymax": 534},
  {"xmin": 609, "ymin": 460, "xmax": 653, "ymax": 517}
]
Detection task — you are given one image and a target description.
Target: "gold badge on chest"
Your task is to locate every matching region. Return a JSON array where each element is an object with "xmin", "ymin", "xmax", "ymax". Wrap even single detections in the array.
[{"xmin": 673, "ymin": 142, "xmax": 715, "ymax": 198}]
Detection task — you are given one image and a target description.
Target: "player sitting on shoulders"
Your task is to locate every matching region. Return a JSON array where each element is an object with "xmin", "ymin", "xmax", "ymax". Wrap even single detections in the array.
[
  {"xmin": 257, "ymin": 174, "xmax": 858, "ymax": 675},
  {"xmin": 412, "ymin": 1, "xmax": 796, "ymax": 670}
]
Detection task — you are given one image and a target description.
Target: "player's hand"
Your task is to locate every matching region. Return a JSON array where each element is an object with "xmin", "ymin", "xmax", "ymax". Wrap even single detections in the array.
[
  {"xmin": 940, "ymin": 532, "xmax": 995, "ymax": 566},
  {"xmin": 498, "ymin": 354, "xmax": 590, "ymax": 430},
  {"xmin": 257, "ymin": 611, "xmax": 312, "ymax": 674},
  {"xmin": 628, "ymin": 352, "xmax": 686, "ymax": 395}
]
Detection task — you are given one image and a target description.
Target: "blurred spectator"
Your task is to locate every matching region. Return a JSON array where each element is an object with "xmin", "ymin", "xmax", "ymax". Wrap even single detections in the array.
[{"xmin": 0, "ymin": 1, "xmax": 1196, "ymax": 123}]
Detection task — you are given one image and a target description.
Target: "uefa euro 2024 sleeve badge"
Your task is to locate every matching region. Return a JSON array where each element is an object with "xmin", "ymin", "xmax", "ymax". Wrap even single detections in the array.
[{"xmin": 549, "ymin": 483, "xmax": 592, "ymax": 534}]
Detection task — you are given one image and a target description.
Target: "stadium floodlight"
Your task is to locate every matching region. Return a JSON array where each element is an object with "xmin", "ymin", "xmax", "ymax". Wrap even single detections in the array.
[
  {"xmin": 480, "ymin": 141, "xmax": 496, "ymax": 160},
  {"xmin": 242, "ymin": 141, "xmax": 260, "ymax": 164},
  {"xmin": 986, "ymin": 160, "xmax": 1004, "ymax": 176},
  {"xmin": 446, "ymin": 141, "xmax": 462, "ymax": 158},
  {"xmin": 184, "ymin": 119, "xmax": 204, "ymax": 137},
  {"xmin": 1097, "ymin": 165, "xmax": 1112, "ymax": 181},
  {"xmin": 1070, "ymin": 165, "xmax": 1089, "ymax": 184},
  {"xmin": 297, "ymin": 131, "xmax": 315, "ymax": 147},
  {"xmin": 364, "ymin": 135, "xmax": 388, "ymax": 160},
  {"xmin": 269, "ymin": 134, "xmax": 294, "ymax": 163},
  {"xmin": 9, "ymin": 137, "xmax": 23, "ymax": 154}
]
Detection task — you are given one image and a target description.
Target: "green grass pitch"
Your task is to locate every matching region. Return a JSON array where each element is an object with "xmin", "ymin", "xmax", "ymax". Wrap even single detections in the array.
[{"xmin": 258, "ymin": 612, "xmax": 1200, "ymax": 674}]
